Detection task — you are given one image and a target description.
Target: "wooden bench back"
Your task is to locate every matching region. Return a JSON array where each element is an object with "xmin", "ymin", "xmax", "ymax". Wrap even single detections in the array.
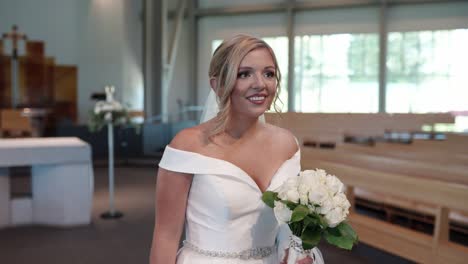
[
  {"xmin": 411, "ymin": 134, "xmax": 468, "ymax": 154},
  {"xmin": 302, "ymin": 147, "xmax": 468, "ymax": 186},
  {"xmin": 266, "ymin": 112, "xmax": 455, "ymax": 143},
  {"xmin": 339, "ymin": 143, "xmax": 468, "ymax": 169},
  {"xmin": 301, "ymin": 156, "xmax": 468, "ymax": 263}
]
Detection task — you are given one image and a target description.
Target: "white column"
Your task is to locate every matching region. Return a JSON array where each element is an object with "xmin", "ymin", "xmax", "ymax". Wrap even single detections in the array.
[{"xmin": 0, "ymin": 168, "xmax": 10, "ymax": 228}]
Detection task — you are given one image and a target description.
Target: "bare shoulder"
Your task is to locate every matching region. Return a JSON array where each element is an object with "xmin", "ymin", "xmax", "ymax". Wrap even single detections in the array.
[
  {"xmin": 169, "ymin": 125, "xmax": 207, "ymax": 152},
  {"xmin": 263, "ymin": 124, "xmax": 298, "ymax": 156}
]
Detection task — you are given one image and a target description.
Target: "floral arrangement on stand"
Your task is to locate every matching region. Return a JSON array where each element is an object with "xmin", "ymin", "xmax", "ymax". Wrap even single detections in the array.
[
  {"xmin": 88, "ymin": 85, "xmax": 134, "ymax": 219},
  {"xmin": 262, "ymin": 169, "xmax": 358, "ymax": 263},
  {"xmin": 88, "ymin": 86, "xmax": 132, "ymax": 133}
]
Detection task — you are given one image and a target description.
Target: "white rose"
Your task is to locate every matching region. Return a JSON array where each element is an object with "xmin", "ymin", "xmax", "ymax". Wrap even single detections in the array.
[
  {"xmin": 308, "ymin": 185, "xmax": 329, "ymax": 205},
  {"xmin": 104, "ymin": 112, "xmax": 112, "ymax": 121},
  {"xmin": 94, "ymin": 102, "xmax": 105, "ymax": 114},
  {"xmin": 299, "ymin": 173, "xmax": 318, "ymax": 189},
  {"xmin": 273, "ymin": 201, "xmax": 292, "ymax": 224},
  {"xmin": 111, "ymin": 101, "xmax": 123, "ymax": 111},
  {"xmin": 326, "ymin": 175, "xmax": 345, "ymax": 195},
  {"xmin": 324, "ymin": 207, "xmax": 345, "ymax": 228},
  {"xmin": 315, "ymin": 169, "xmax": 327, "ymax": 177},
  {"xmin": 299, "ymin": 170, "xmax": 315, "ymax": 177},
  {"xmin": 319, "ymin": 196, "xmax": 334, "ymax": 215},
  {"xmin": 277, "ymin": 176, "xmax": 300, "ymax": 203},
  {"xmin": 314, "ymin": 169, "xmax": 328, "ymax": 184},
  {"xmin": 333, "ymin": 193, "xmax": 351, "ymax": 211},
  {"xmin": 299, "ymin": 193, "xmax": 309, "ymax": 205},
  {"xmin": 297, "ymin": 181, "xmax": 310, "ymax": 195},
  {"xmin": 278, "ymin": 189, "xmax": 300, "ymax": 203}
]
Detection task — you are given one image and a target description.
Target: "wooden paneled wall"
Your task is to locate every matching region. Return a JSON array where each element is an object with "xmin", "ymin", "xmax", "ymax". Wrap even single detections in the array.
[
  {"xmin": 0, "ymin": 40, "xmax": 12, "ymax": 108},
  {"xmin": 53, "ymin": 65, "xmax": 77, "ymax": 122}
]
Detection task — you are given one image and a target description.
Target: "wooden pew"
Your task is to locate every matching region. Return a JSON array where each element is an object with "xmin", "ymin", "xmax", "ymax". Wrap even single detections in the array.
[
  {"xmin": 339, "ymin": 143, "xmax": 468, "ymax": 169},
  {"xmin": 354, "ymin": 188, "xmax": 468, "ymax": 227},
  {"xmin": 265, "ymin": 112, "xmax": 455, "ymax": 144},
  {"xmin": 336, "ymin": 143, "xmax": 468, "ymax": 224},
  {"xmin": 410, "ymin": 134, "xmax": 468, "ymax": 155},
  {"xmin": 301, "ymin": 147, "xmax": 468, "ymax": 186},
  {"xmin": 301, "ymin": 157, "xmax": 468, "ymax": 263}
]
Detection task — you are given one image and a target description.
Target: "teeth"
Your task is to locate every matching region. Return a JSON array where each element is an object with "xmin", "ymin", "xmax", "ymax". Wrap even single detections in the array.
[{"xmin": 248, "ymin": 96, "xmax": 265, "ymax": 101}]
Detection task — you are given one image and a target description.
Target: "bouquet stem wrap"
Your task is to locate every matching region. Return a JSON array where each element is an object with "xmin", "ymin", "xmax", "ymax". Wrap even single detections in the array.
[{"xmin": 287, "ymin": 235, "xmax": 315, "ymax": 264}]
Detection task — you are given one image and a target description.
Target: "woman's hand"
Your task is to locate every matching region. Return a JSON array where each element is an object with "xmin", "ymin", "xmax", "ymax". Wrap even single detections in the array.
[
  {"xmin": 280, "ymin": 248, "xmax": 314, "ymax": 264},
  {"xmin": 296, "ymin": 256, "xmax": 314, "ymax": 264}
]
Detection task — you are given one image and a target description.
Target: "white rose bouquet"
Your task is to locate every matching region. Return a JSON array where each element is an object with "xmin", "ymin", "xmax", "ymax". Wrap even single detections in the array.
[
  {"xmin": 88, "ymin": 86, "xmax": 135, "ymax": 133},
  {"xmin": 262, "ymin": 169, "xmax": 358, "ymax": 263}
]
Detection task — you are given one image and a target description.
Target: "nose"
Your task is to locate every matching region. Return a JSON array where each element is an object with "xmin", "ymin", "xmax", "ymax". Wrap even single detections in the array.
[{"xmin": 253, "ymin": 73, "xmax": 267, "ymax": 90}]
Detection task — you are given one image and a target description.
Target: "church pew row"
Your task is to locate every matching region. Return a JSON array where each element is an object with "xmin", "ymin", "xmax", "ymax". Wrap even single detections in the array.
[
  {"xmin": 355, "ymin": 188, "xmax": 468, "ymax": 226},
  {"xmin": 411, "ymin": 135, "xmax": 468, "ymax": 155},
  {"xmin": 301, "ymin": 157, "xmax": 468, "ymax": 264},
  {"xmin": 265, "ymin": 112, "xmax": 455, "ymax": 143},
  {"xmin": 301, "ymin": 146, "xmax": 468, "ymax": 225},
  {"xmin": 301, "ymin": 147, "xmax": 468, "ymax": 186},
  {"xmin": 333, "ymin": 143, "xmax": 468, "ymax": 224},
  {"xmin": 338, "ymin": 143, "xmax": 468, "ymax": 169}
]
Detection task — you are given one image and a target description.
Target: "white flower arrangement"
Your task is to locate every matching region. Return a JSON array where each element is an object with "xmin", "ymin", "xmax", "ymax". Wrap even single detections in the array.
[
  {"xmin": 88, "ymin": 86, "xmax": 134, "ymax": 133},
  {"xmin": 262, "ymin": 169, "xmax": 358, "ymax": 255}
]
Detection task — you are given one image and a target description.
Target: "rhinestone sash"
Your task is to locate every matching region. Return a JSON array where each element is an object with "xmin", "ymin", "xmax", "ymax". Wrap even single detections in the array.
[{"xmin": 182, "ymin": 240, "xmax": 275, "ymax": 260}]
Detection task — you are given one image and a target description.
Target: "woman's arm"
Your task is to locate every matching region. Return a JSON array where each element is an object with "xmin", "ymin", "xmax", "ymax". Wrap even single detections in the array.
[{"xmin": 149, "ymin": 167, "xmax": 193, "ymax": 264}]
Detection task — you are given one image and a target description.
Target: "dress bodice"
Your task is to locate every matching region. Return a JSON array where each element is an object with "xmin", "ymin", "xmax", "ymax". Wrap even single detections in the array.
[{"xmin": 158, "ymin": 145, "xmax": 301, "ymax": 253}]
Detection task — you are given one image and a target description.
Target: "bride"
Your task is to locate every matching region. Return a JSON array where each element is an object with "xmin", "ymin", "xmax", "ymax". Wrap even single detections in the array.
[{"xmin": 150, "ymin": 34, "xmax": 323, "ymax": 264}]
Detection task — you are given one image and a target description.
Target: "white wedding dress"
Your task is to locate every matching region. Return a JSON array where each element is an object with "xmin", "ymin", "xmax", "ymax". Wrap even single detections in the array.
[{"xmin": 159, "ymin": 145, "xmax": 324, "ymax": 264}]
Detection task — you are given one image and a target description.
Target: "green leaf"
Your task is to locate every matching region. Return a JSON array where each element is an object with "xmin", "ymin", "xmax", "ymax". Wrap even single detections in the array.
[
  {"xmin": 285, "ymin": 201, "xmax": 297, "ymax": 210},
  {"xmin": 302, "ymin": 215, "xmax": 317, "ymax": 232},
  {"xmin": 289, "ymin": 222, "xmax": 303, "ymax": 237},
  {"xmin": 301, "ymin": 227, "xmax": 322, "ymax": 250},
  {"xmin": 324, "ymin": 228, "xmax": 356, "ymax": 250},
  {"xmin": 261, "ymin": 191, "xmax": 278, "ymax": 208},
  {"xmin": 317, "ymin": 214, "xmax": 329, "ymax": 229},
  {"xmin": 327, "ymin": 226, "xmax": 341, "ymax": 236},
  {"xmin": 290, "ymin": 205, "xmax": 309, "ymax": 222},
  {"xmin": 337, "ymin": 222, "xmax": 358, "ymax": 242}
]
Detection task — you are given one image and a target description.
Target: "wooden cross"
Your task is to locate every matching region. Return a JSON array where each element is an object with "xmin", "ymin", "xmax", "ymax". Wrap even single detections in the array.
[{"xmin": 2, "ymin": 25, "xmax": 27, "ymax": 59}]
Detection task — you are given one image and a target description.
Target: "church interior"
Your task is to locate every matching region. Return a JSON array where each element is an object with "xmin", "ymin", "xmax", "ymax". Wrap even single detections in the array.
[{"xmin": 0, "ymin": 0, "xmax": 467, "ymax": 263}]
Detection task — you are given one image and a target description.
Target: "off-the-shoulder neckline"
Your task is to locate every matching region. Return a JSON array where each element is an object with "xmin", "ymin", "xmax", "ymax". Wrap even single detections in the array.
[{"xmin": 165, "ymin": 145, "xmax": 300, "ymax": 193}]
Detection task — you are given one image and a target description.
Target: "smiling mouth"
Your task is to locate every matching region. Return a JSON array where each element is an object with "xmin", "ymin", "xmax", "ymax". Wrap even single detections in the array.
[{"xmin": 247, "ymin": 95, "xmax": 267, "ymax": 104}]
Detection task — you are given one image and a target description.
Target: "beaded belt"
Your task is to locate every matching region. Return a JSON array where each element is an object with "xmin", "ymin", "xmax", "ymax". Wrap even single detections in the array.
[{"xmin": 182, "ymin": 240, "xmax": 275, "ymax": 260}]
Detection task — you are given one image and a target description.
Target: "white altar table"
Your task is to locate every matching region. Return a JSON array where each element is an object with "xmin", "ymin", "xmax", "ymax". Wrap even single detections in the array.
[{"xmin": 0, "ymin": 137, "xmax": 93, "ymax": 228}]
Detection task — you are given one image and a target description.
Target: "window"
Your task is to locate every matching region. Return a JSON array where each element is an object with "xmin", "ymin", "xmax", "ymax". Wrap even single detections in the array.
[
  {"xmin": 386, "ymin": 29, "xmax": 468, "ymax": 114},
  {"xmin": 295, "ymin": 34, "xmax": 379, "ymax": 113}
]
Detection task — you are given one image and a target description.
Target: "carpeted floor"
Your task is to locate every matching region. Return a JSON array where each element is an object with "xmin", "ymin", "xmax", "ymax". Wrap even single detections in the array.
[{"xmin": 0, "ymin": 166, "xmax": 414, "ymax": 264}]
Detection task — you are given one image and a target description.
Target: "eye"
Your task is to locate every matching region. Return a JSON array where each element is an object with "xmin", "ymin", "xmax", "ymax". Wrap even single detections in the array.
[
  {"xmin": 237, "ymin": 71, "xmax": 251, "ymax": 79},
  {"xmin": 264, "ymin": 71, "xmax": 275, "ymax": 78}
]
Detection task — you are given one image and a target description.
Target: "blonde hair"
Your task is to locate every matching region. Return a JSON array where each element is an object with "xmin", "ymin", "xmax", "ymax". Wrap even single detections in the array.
[{"xmin": 208, "ymin": 34, "xmax": 282, "ymax": 137}]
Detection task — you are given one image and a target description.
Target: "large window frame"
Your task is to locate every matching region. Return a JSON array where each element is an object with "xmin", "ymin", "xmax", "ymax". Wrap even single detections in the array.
[{"xmin": 195, "ymin": 1, "xmax": 468, "ymax": 130}]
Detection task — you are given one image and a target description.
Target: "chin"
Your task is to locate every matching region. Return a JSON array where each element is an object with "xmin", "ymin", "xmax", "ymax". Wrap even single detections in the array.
[{"xmin": 248, "ymin": 108, "xmax": 268, "ymax": 118}]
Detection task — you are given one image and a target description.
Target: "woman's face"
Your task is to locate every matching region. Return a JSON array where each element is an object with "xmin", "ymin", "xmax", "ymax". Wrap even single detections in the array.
[{"xmin": 230, "ymin": 48, "xmax": 277, "ymax": 119}]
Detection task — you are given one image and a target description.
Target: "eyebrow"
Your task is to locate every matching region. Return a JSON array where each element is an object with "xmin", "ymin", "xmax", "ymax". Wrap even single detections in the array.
[{"xmin": 238, "ymin": 66, "xmax": 276, "ymax": 70}]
